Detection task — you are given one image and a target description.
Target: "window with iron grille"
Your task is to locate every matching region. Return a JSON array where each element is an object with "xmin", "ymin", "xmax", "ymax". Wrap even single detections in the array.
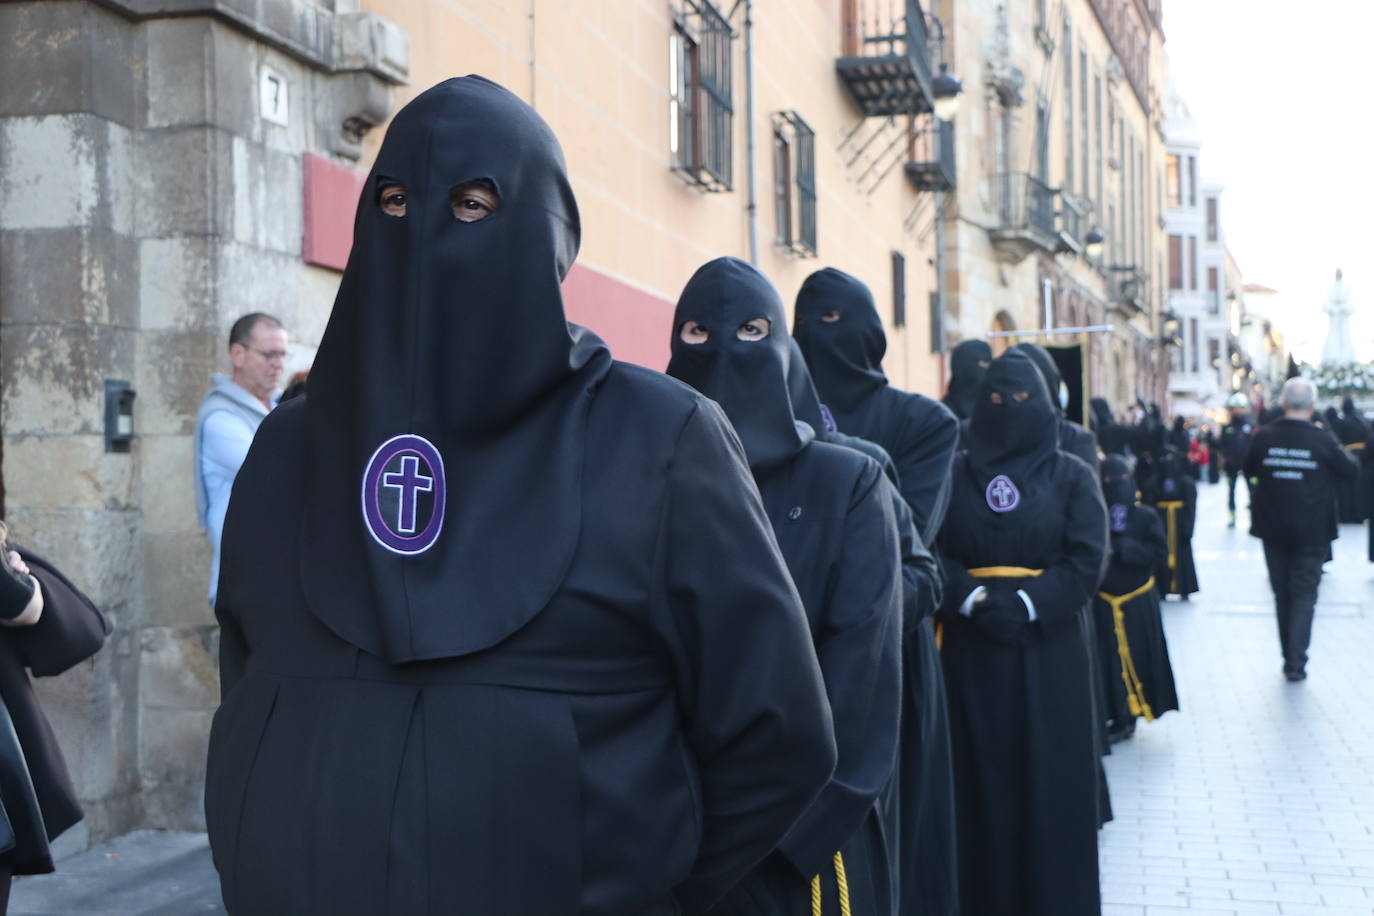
[
  {"xmin": 669, "ymin": 1, "xmax": 734, "ymax": 191},
  {"xmin": 772, "ymin": 111, "xmax": 816, "ymax": 257}
]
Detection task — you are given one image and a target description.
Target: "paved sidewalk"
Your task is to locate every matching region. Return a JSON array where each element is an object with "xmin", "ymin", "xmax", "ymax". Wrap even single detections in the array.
[
  {"xmin": 10, "ymin": 831, "xmax": 222, "ymax": 916},
  {"xmin": 1100, "ymin": 478, "xmax": 1374, "ymax": 915}
]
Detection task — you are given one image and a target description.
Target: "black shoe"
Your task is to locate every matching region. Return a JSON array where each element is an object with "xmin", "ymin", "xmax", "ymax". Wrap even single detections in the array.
[
  {"xmin": 1108, "ymin": 721, "xmax": 1137, "ymax": 743},
  {"xmin": 1284, "ymin": 669, "xmax": 1307, "ymax": 682}
]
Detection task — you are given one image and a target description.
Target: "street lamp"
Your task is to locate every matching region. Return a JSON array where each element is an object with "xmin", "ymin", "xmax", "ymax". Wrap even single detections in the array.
[
  {"xmin": 1160, "ymin": 309, "xmax": 1182, "ymax": 345},
  {"xmin": 932, "ymin": 64, "xmax": 964, "ymax": 120},
  {"xmin": 1084, "ymin": 226, "xmax": 1104, "ymax": 261}
]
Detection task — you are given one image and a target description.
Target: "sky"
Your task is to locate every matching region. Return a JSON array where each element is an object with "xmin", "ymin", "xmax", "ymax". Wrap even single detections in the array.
[{"xmin": 1164, "ymin": 0, "xmax": 1374, "ymax": 363}]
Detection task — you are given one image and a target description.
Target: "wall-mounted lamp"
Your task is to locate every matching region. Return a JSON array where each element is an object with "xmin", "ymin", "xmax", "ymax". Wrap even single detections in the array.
[{"xmin": 932, "ymin": 64, "xmax": 964, "ymax": 120}]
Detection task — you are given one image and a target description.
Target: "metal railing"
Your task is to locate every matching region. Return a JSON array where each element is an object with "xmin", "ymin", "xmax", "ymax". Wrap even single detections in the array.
[
  {"xmin": 839, "ymin": 0, "xmax": 934, "ymax": 113},
  {"xmin": 1057, "ymin": 193, "xmax": 1086, "ymax": 247},
  {"xmin": 905, "ymin": 116, "xmax": 955, "ymax": 191},
  {"xmin": 996, "ymin": 172, "xmax": 1056, "ymax": 238}
]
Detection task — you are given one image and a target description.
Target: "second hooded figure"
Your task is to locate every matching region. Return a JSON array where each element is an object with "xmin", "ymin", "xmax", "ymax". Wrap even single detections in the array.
[{"xmin": 668, "ymin": 257, "xmax": 904, "ymax": 916}]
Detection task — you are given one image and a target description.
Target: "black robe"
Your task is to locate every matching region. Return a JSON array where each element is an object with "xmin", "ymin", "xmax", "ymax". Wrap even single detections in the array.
[
  {"xmin": 1094, "ymin": 504, "xmax": 1179, "ymax": 730},
  {"xmin": 936, "ymin": 351, "xmax": 1107, "ymax": 916},
  {"xmin": 667, "ymin": 258, "xmax": 902, "ymax": 916},
  {"xmin": 1331, "ymin": 405, "xmax": 1367, "ymax": 524},
  {"xmin": 1141, "ymin": 456, "xmax": 1199, "ymax": 598},
  {"xmin": 211, "ymin": 380, "xmax": 837, "ymax": 916},
  {"xmin": 791, "ymin": 272, "xmax": 960, "ymax": 914},
  {"xmin": 937, "ymin": 456, "xmax": 1107, "ymax": 916},
  {"xmin": 0, "ymin": 550, "xmax": 107, "ymax": 875},
  {"xmin": 784, "ymin": 342, "xmax": 954, "ymax": 916},
  {"xmin": 208, "ymin": 83, "xmax": 836, "ymax": 916},
  {"xmin": 715, "ymin": 443, "xmax": 902, "ymax": 916}
]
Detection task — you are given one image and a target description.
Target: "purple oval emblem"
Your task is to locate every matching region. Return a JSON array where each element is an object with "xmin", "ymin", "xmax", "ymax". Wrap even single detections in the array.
[
  {"xmin": 1163, "ymin": 477, "xmax": 1177, "ymax": 495},
  {"xmin": 361, "ymin": 434, "xmax": 446, "ymax": 555},
  {"xmin": 986, "ymin": 474, "xmax": 1021, "ymax": 512},
  {"xmin": 1110, "ymin": 503, "xmax": 1129, "ymax": 532}
]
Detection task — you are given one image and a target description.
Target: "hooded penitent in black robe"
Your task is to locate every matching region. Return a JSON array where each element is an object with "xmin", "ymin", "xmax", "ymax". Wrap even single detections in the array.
[
  {"xmin": 1093, "ymin": 456, "xmax": 1179, "ymax": 739},
  {"xmin": 793, "ymin": 268, "xmax": 959, "ymax": 546},
  {"xmin": 788, "ymin": 339, "xmax": 956, "ymax": 916},
  {"xmin": 207, "ymin": 78, "xmax": 838, "ymax": 916},
  {"xmin": 936, "ymin": 350, "xmax": 1108, "ymax": 916},
  {"xmin": 1015, "ymin": 344, "xmax": 1099, "ymax": 472},
  {"xmin": 668, "ymin": 258, "xmax": 902, "ymax": 916},
  {"xmin": 1091, "ymin": 398, "xmax": 1131, "ymax": 457},
  {"xmin": 1141, "ymin": 448, "xmax": 1200, "ymax": 599},
  {"xmin": 1333, "ymin": 398, "xmax": 1367, "ymax": 523},
  {"xmin": 942, "ymin": 340, "xmax": 991, "ymax": 421}
]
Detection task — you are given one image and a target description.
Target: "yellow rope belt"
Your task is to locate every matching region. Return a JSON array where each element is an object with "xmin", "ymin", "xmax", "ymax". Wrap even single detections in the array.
[
  {"xmin": 1156, "ymin": 501, "xmax": 1185, "ymax": 593},
  {"xmin": 1097, "ymin": 577, "xmax": 1157, "ymax": 722},
  {"xmin": 1347, "ymin": 442, "xmax": 1366, "ymax": 452},
  {"xmin": 968, "ymin": 566, "xmax": 1045, "ymax": 579},
  {"xmin": 810, "ymin": 851, "xmax": 852, "ymax": 916},
  {"xmin": 938, "ymin": 568, "xmax": 1046, "ymax": 650}
]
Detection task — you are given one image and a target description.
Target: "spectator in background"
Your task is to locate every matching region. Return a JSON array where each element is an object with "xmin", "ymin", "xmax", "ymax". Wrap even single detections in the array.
[
  {"xmin": 1244, "ymin": 378, "xmax": 1358, "ymax": 681},
  {"xmin": 1220, "ymin": 393, "xmax": 1256, "ymax": 527},
  {"xmin": 193, "ymin": 313, "xmax": 287, "ymax": 607}
]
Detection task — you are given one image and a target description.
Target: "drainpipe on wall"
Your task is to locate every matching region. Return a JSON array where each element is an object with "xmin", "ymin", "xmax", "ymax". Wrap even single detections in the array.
[{"xmin": 743, "ymin": 0, "xmax": 758, "ymax": 265}]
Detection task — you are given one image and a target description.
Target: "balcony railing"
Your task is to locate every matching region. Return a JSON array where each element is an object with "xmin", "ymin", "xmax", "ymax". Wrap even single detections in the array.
[
  {"xmin": 837, "ymin": 0, "xmax": 934, "ymax": 117},
  {"xmin": 1056, "ymin": 193, "xmax": 1087, "ymax": 252},
  {"xmin": 1112, "ymin": 266, "xmax": 1150, "ymax": 315},
  {"xmin": 997, "ymin": 172, "xmax": 1056, "ymax": 238},
  {"xmin": 904, "ymin": 116, "xmax": 955, "ymax": 192}
]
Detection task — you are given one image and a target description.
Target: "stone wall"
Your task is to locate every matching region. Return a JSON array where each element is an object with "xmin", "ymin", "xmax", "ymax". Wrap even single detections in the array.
[{"xmin": 0, "ymin": 0, "xmax": 407, "ymax": 844}]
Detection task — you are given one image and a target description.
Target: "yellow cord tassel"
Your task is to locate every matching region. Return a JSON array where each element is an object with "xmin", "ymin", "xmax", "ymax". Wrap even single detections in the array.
[
  {"xmin": 1156, "ymin": 501, "xmax": 1184, "ymax": 594},
  {"xmin": 1098, "ymin": 577, "xmax": 1157, "ymax": 722},
  {"xmin": 968, "ymin": 566, "xmax": 1045, "ymax": 579},
  {"xmin": 809, "ymin": 851, "xmax": 853, "ymax": 916},
  {"xmin": 834, "ymin": 852, "xmax": 851, "ymax": 916}
]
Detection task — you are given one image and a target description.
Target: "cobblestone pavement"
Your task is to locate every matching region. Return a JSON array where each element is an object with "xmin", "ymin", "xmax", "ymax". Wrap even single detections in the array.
[{"xmin": 1100, "ymin": 477, "xmax": 1374, "ymax": 915}]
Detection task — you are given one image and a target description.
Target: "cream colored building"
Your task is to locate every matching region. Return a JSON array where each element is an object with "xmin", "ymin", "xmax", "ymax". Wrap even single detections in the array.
[
  {"xmin": 936, "ymin": 0, "xmax": 1168, "ymax": 420},
  {"xmin": 357, "ymin": 0, "xmax": 952, "ymax": 393}
]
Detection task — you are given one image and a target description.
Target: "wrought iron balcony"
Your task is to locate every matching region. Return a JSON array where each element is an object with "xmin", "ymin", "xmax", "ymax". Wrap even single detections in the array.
[
  {"xmin": 904, "ymin": 116, "xmax": 955, "ymax": 192},
  {"xmin": 837, "ymin": 0, "xmax": 934, "ymax": 117},
  {"xmin": 1055, "ymin": 194, "xmax": 1088, "ymax": 254},
  {"xmin": 990, "ymin": 172, "xmax": 1058, "ymax": 262},
  {"xmin": 1111, "ymin": 266, "xmax": 1150, "ymax": 316}
]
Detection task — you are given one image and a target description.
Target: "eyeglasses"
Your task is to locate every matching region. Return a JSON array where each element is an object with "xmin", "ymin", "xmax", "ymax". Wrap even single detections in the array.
[{"xmin": 251, "ymin": 349, "xmax": 288, "ymax": 362}]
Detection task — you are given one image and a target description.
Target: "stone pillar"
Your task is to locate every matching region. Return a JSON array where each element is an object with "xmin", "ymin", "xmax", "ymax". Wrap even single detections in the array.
[{"xmin": 0, "ymin": 0, "xmax": 407, "ymax": 843}]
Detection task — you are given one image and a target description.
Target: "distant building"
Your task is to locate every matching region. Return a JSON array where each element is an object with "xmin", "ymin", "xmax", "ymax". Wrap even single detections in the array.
[
  {"xmin": 937, "ymin": 0, "xmax": 1170, "ymax": 419},
  {"xmin": 1163, "ymin": 84, "xmax": 1230, "ymax": 418}
]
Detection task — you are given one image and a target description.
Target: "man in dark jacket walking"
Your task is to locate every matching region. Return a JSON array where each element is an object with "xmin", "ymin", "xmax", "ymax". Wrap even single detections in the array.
[
  {"xmin": 1219, "ymin": 393, "xmax": 1256, "ymax": 527},
  {"xmin": 1244, "ymin": 378, "xmax": 1358, "ymax": 681}
]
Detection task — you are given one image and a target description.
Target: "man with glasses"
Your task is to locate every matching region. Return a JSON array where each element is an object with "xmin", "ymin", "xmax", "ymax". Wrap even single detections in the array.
[{"xmin": 194, "ymin": 313, "xmax": 288, "ymax": 606}]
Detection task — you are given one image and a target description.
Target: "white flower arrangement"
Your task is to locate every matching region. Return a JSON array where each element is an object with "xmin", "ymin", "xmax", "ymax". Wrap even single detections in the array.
[{"xmin": 1303, "ymin": 361, "xmax": 1374, "ymax": 397}]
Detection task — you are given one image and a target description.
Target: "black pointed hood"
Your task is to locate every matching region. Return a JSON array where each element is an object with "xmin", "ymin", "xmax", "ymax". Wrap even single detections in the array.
[
  {"xmin": 792, "ymin": 267, "xmax": 888, "ymax": 412},
  {"xmin": 967, "ymin": 349, "xmax": 1057, "ymax": 494},
  {"xmin": 1101, "ymin": 454, "xmax": 1137, "ymax": 532},
  {"xmin": 667, "ymin": 257, "xmax": 813, "ymax": 473},
  {"xmin": 1014, "ymin": 343, "xmax": 1065, "ymax": 416},
  {"xmin": 1090, "ymin": 397, "xmax": 1114, "ymax": 430},
  {"xmin": 299, "ymin": 76, "xmax": 612, "ymax": 663},
  {"xmin": 943, "ymin": 339, "xmax": 992, "ymax": 420}
]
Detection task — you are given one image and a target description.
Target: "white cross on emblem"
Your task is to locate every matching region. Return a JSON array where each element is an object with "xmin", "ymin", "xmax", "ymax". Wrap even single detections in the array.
[{"xmin": 381, "ymin": 454, "xmax": 434, "ymax": 534}]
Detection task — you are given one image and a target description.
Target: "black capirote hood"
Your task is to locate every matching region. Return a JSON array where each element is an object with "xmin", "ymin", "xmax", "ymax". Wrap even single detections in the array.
[
  {"xmin": 792, "ymin": 268, "xmax": 888, "ymax": 412},
  {"xmin": 967, "ymin": 349, "xmax": 1057, "ymax": 490},
  {"xmin": 944, "ymin": 339, "xmax": 992, "ymax": 420},
  {"xmin": 1090, "ymin": 396, "xmax": 1114, "ymax": 430},
  {"xmin": 1014, "ymin": 343, "xmax": 1064, "ymax": 416},
  {"xmin": 299, "ymin": 76, "xmax": 612, "ymax": 663},
  {"xmin": 1101, "ymin": 454, "xmax": 1137, "ymax": 530},
  {"xmin": 667, "ymin": 258, "xmax": 813, "ymax": 473}
]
